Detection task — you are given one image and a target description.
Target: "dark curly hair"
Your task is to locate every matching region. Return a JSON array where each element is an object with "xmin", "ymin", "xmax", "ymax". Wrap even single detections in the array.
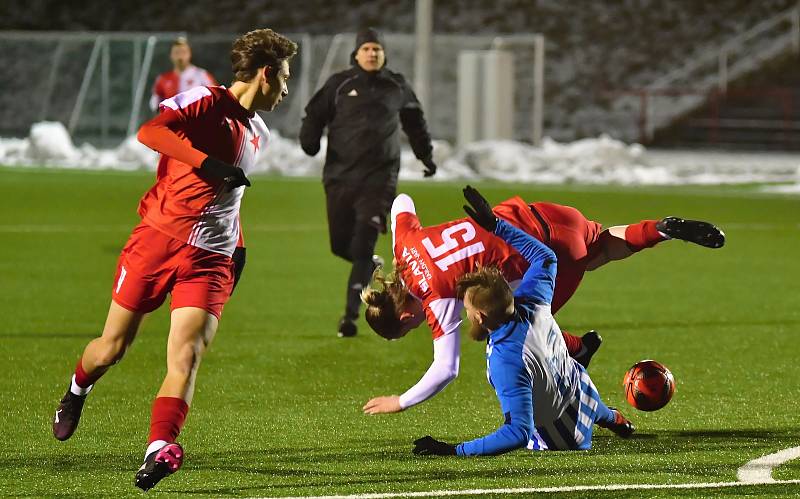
[{"xmin": 231, "ymin": 29, "xmax": 298, "ymax": 82}]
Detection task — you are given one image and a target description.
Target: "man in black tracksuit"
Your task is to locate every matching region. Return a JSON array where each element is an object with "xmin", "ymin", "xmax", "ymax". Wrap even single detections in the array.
[{"xmin": 300, "ymin": 28, "xmax": 437, "ymax": 338}]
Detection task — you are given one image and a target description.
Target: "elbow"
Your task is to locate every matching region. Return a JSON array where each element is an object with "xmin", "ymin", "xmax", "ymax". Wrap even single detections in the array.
[
  {"xmin": 442, "ymin": 359, "xmax": 459, "ymax": 382},
  {"xmin": 441, "ymin": 365, "xmax": 458, "ymax": 388},
  {"xmin": 136, "ymin": 125, "xmax": 153, "ymax": 149},
  {"xmin": 541, "ymin": 245, "xmax": 557, "ymax": 267},
  {"xmin": 436, "ymin": 365, "xmax": 459, "ymax": 388}
]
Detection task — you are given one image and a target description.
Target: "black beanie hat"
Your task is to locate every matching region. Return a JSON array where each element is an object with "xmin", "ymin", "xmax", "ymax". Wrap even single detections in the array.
[
  {"xmin": 351, "ymin": 27, "xmax": 387, "ymax": 67},
  {"xmin": 355, "ymin": 27, "xmax": 384, "ymax": 50}
]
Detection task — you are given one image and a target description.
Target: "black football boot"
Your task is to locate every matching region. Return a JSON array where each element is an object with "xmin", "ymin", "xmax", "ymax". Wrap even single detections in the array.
[{"xmin": 656, "ymin": 217, "xmax": 725, "ymax": 249}]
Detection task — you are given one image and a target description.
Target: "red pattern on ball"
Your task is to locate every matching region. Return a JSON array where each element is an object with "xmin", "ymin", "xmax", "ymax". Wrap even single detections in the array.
[{"xmin": 623, "ymin": 360, "xmax": 675, "ymax": 411}]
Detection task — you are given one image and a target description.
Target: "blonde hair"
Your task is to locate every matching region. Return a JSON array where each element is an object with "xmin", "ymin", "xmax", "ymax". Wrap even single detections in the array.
[
  {"xmin": 455, "ymin": 266, "xmax": 514, "ymax": 325},
  {"xmin": 361, "ymin": 265, "xmax": 411, "ymax": 340}
]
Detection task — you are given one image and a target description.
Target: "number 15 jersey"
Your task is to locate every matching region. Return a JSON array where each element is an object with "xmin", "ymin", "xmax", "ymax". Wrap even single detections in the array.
[{"xmin": 392, "ymin": 194, "xmax": 547, "ymax": 340}]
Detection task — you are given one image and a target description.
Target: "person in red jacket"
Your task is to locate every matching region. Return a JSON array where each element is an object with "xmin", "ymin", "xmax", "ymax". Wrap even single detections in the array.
[
  {"xmin": 149, "ymin": 37, "xmax": 217, "ymax": 111},
  {"xmin": 51, "ymin": 29, "xmax": 297, "ymax": 492}
]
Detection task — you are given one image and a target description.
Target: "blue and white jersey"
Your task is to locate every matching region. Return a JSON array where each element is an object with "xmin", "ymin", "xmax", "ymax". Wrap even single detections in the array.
[
  {"xmin": 456, "ymin": 220, "xmax": 608, "ymax": 456},
  {"xmin": 515, "ymin": 302, "xmax": 583, "ymax": 446}
]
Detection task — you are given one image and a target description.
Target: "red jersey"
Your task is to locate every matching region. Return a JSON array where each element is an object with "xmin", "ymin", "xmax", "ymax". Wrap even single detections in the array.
[
  {"xmin": 137, "ymin": 85, "xmax": 269, "ymax": 257},
  {"xmin": 150, "ymin": 65, "xmax": 217, "ymax": 111},
  {"xmin": 392, "ymin": 195, "xmax": 546, "ymax": 339}
]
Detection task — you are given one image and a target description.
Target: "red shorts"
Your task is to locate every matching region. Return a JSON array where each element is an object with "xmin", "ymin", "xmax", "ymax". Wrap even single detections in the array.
[
  {"xmin": 494, "ymin": 197, "xmax": 603, "ymax": 314},
  {"xmin": 111, "ymin": 222, "xmax": 234, "ymax": 319},
  {"xmin": 529, "ymin": 202, "xmax": 603, "ymax": 314}
]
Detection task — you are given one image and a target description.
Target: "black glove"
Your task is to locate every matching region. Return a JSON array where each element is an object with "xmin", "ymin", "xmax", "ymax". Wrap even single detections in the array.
[
  {"xmin": 200, "ymin": 157, "xmax": 251, "ymax": 191},
  {"xmin": 412, "ymin": 436, "xmax": 457, "ymax": 456},
  {"xmin": 422, "ymin": 158, "xmax": 437, "ymax": 178},
  {"xmin": 231, "ymin": 246, "xmax": 246, "ymax": 294},
  {"xmin": 462, "ymin": 185, "xmax": 497, "ymax": 232}
]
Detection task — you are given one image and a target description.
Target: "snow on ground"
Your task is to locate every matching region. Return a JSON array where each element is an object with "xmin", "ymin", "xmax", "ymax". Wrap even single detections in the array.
[
  {"xmin": 764, "ymin": 183, "xmax": 800, "ymax": 193},
  {"xmin": 2, "ymin": 122, "xmax": 800, "ymax": 191}
]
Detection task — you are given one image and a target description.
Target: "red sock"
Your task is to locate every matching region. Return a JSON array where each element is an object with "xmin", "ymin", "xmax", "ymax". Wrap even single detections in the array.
[
  {"xmin": 624, "ymin": 220, "xmax": 665, "ymax": 252},
  {"xmin": 148, "ymin": 397, "xmax": 189, "ymax": 444},
  {"xmin": 562, "ymin": 331, "xmax": 583, "ymax": 357},
  {"xmin": 74, "ymin": 358, "xmax": 102, "ymax": 388}
]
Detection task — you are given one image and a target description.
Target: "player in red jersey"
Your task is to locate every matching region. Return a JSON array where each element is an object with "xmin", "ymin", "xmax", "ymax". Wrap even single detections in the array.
[
  {"xmin": 361, "ymin": 189, "xmax": 724, "ymax": 414},
  {"xmin": 51, "ymin": 29, "xmax": 297, "ymax": 491},
  {"xmin": 149, "ymin": 37, "xmax": 217, "ymax": 112}
]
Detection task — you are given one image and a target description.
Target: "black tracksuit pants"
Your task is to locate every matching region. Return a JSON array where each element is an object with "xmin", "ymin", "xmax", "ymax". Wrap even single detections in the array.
[{"xmin": 324, "ymin": 181, "xmax": 394, "ymax": 320}]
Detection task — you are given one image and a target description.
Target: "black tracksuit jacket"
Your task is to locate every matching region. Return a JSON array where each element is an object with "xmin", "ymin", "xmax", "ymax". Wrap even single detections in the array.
[{"xmin": 299, "ymin": 65, "xmax": 433, "ymax": 188}]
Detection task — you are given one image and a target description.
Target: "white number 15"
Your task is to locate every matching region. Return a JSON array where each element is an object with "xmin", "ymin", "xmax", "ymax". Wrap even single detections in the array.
[{"xmin": 421, "ymin": 222, "xmax": 485, "ymax": 271}]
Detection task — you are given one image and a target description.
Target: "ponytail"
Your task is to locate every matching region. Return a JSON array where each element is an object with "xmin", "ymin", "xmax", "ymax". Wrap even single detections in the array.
[{"xmin": 362, "ymin": 265, "xmax": 411, "ymax": 340}]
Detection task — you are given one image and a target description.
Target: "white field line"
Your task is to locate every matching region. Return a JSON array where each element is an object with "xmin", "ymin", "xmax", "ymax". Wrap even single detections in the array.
[
  {"xmin": 249, "ymin": 479, "xmax": 800, "ymax": 499},
  {"xmin": 737, "ymin": 446, "xmax": 800, "ymax": 483},
  {"xmin": 245, "ymin": 445, "xmax": 800, "ymax": 499}
]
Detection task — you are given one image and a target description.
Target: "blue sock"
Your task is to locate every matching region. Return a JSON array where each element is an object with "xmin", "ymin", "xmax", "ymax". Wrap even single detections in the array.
[{"xmin": 594, "ymin": 399, "xmax": 615, "ymax": 425}]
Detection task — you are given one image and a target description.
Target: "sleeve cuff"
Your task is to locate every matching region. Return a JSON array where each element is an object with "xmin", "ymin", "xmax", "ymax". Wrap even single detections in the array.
[{"xmin": 193, "ymin": 152, "xmax": 210, "ymax": 169}]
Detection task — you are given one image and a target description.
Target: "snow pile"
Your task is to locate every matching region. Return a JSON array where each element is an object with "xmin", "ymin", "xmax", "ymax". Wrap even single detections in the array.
[
  {"xmin": 29, "ymin": 122, "xmax": 80, "ymax": 162},
  {"xmin": 767, "ymin": 184, "xmax": 800, "ymax": 193},
  {"xmin": 116, "ymin": 134, "xmax": 159, "ymax": 167},
  {"xmin": 439, "ymin": 136, "xmax": 671, "ymax": 184},
  {"xmin": 2, "ymin": 121, "xmax": 800, "ymax": 190},
  {"xmin": 249, "ymin": 132, "xmax": 324, "ymax": 176},
  {"xmin": 0, "ymin": 137, "xmax": 29, "ymax": 164},
  {"xmin": 646, "ymin": 150, "xmax": 800, "ymax": 185},
  {"xmin": 761, "ymin": 166, "xmax": 800, "ymax": 193},
  {"xmin": 400, "ymin": 140, "xmax": 476, "ymax": 180},
  {"xmin": 5, "ymin": 122, "xmax": 156, "ymax": 171}
]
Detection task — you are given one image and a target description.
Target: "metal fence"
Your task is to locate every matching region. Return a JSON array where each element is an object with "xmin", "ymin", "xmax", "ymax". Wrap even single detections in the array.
[{"xmin": 0, "ymin": 31, "xmax": 542, "ymax": 146}]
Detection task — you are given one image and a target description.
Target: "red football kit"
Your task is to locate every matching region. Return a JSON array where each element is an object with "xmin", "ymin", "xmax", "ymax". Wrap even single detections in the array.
[
  {"xmin": 150, "ymin": 65, "xmax": 217, "ymax": 111},
  {"xmin": 114, "ymin": 85, "xmax": 269, "ymax": 318},
  {"xmin": 392, "ymin": 194, "xmax": 602, "ymax": 340}
]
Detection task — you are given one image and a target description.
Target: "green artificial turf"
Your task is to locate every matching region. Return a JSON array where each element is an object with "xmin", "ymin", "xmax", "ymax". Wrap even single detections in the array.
[{"xmin": 1, "ymin": 167, "xmax": 799, "ymax": 497}]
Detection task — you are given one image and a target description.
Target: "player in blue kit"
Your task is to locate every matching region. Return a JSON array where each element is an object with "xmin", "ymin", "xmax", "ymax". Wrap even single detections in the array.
[{"xmin": 412, "ymin": 186, "xmax": 634, "ymax": 457}]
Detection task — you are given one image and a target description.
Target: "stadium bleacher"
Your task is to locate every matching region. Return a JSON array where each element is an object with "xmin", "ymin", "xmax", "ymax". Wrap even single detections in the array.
[{"xmin": 1, "ymin": 0, "xmax": 797, "ymax": 145}]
